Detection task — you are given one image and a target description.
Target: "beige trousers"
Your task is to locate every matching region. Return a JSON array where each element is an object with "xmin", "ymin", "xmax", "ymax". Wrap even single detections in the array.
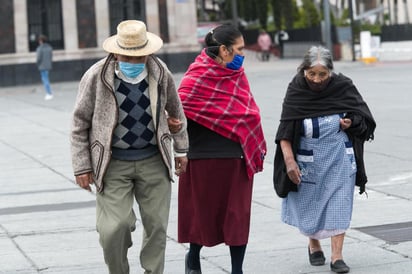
[{"xmin": 96, "ymin": 153, "xmax": 171, "ymax": 274}]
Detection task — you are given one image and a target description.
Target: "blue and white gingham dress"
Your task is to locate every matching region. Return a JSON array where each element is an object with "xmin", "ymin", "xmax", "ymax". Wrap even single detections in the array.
[{"xmin": 281, "ymin": 114, "xmax": 357, "ymax": 239}]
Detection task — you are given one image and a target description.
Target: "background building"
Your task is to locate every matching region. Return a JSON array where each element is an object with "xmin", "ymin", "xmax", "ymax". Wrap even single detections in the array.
[{"xmin": 0, "ymin": 0, "xmax": 200, "ymax": 86}]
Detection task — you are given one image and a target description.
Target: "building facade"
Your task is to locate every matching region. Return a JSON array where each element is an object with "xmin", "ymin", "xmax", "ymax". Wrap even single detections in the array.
[{"xmin": 0, "ymin": 0, "xmax": 199, "ymax": 86}]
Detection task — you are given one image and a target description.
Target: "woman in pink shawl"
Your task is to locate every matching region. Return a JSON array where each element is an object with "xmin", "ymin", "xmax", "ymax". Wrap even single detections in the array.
[{"xmin": 177, "ymin": 24, "xmax": 266, "ymax": 274}]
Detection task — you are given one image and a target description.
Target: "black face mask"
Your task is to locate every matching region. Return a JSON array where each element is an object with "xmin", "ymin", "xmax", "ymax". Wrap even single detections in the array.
[{"xmin": 305, "ymin": 77, "xmax": 331, "ymax": 92}]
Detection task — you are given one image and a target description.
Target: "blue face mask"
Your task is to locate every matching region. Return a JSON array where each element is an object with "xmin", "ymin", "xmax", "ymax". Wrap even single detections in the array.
[
  {"xmin": 226, "ymin": 54, "xmax": 245, "ymax": 70},
  {"xmin": 118, "ymin": 62, "xmax": 145, "ymax": 78}
]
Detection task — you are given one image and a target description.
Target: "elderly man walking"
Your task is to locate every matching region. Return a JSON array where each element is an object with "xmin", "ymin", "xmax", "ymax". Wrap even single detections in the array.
[{"xmin": 70, "ymin": 20, "xmax": 189, "ymax": 274}]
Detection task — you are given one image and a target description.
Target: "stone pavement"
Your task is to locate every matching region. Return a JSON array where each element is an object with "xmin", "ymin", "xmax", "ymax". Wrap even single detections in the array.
[{"xmin": 1, "ymin": 53, "xmax": 412, "ymax": 273}]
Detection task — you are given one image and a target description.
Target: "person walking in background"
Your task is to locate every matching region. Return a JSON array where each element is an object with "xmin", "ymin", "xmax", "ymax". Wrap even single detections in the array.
[
  {"xmin": 274, "ymin": 30, "xmax": 289, "ymax": 59},
  {"xmin": 273, "ymin": 46, "xmax": 376, "ymax": 273},
  {"xmin": 36, "ymin": 34, "xmax": 53, "ymax": 100},
  {"xmin": 70, "ymin": 20, "xmax": 188, "ymax": 274},
  {"xmin": 177, "ymin": 24, "xmax": 267, "ymax": 274},
  {"xmin": 257, "ymin": 29, "xmax": 272, "ymax": 61}
]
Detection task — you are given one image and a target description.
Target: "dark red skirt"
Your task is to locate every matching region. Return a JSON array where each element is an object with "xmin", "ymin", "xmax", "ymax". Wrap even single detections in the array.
[{"xmin": 178, "ymin": 158, "xmax": 253, "ymax": 246}]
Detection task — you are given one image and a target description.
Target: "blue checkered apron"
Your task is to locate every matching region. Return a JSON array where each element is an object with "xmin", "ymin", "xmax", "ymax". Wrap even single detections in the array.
[{"xmin": 281, "ymin": 114, "xmax": 357, "ymax": 236}]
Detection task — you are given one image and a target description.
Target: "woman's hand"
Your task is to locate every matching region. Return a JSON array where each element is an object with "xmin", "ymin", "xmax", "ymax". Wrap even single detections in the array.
[
  {"xmin": 167, "ymin": 117, "xmax": 183, "ymax": 134},
  {"xmin": 280, "ymin": 139, "xmax": 301, "ymax": 185},
  {"xmin": 285, "ymin": 158, "xmax": 301, "ymax": 185},
  {"xmin": 174, "ymin": 156, "xmax": 188, "ymax": 176},
  {"xmin": 340, "ymin": 118, "xmax": 352, "ymax": 130}
]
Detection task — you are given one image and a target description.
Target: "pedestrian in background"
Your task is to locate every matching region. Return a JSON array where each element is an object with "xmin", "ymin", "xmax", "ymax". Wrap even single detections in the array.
[
  {"xmin": 36, "ymin": 34, "xmax": 53, "ymax": 100},
  {"xmin": 274, "ymin": 30, "xmax": 289, "ymax": 59},
  {"xmin": 70, "ymin": 20, "xmax": 188, "ymax": 274},
  {"xmin": 177, "ymin": 24, "xmax": 267, "ymax": 274},
  {"xmin": 273, "ymin": 46, "xmax": 376, "ymax": 273},
  {"xmin": 257, "ymin": 29, "xmax": 272, "ymax": 61}
]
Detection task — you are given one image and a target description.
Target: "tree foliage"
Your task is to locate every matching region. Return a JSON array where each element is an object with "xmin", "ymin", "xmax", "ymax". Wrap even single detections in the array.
[
  {"xmin": 301, "ymin": 0, "xmax": 321, "ymax": 27},
  {"xmin": 269, "ymin": 0, "xmax": 300, "ymax": 30},
  {"xmin": 282, "ymin": 0, "xmax": 294, "ymax": 29},
  {"xmin": 197, "ymin": 0, "xmax": 380, "ymax": 31},
  {"xmin": 271, "ymin": 0, "xmax": 282, "ymax": 30},
  {"xmin": 256, "ymin": 0, "xmax": 269, "ymax": 29},
  {"xmin": 238, "ymin": 0, "xmax": 257, "ymax": 22}
]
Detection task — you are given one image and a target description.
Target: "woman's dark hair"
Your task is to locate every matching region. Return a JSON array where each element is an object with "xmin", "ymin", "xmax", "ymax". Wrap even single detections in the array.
[
  {"xmin": 204, "ymin": 24, "xmax": 242, "ymax": 58},
  {"xmin": 297, "ymin": 45, "xmax": 334, "ymax": 74}
]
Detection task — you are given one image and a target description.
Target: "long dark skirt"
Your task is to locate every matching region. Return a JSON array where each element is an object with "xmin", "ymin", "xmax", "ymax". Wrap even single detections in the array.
[{"xmin": 178, "ymin": 158, "xmax": 253, "ymax": 247}]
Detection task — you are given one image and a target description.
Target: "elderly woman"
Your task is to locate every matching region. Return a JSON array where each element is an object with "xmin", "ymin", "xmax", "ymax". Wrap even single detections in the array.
[{"xmin": 273, "ymin": 46, "xmax": 376, "ymax": 273}]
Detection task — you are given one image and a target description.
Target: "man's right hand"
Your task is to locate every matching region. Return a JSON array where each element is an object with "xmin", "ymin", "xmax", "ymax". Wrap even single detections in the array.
[{"xmin": 75, "ymin": 172, "xmax": 94, "ymax": 192}]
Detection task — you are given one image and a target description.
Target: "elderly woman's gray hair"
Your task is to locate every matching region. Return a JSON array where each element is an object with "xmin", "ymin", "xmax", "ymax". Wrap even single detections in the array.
[{"xmin": 297, "ymin": 46, "xmax": 334, "ymax": 74}]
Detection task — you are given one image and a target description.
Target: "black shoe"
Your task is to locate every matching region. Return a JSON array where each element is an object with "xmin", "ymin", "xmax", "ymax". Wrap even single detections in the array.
[
  {"xmin": 330, "ymin": 259, "xmax": 350, "ymax": 273},
  {"xmin": 308, "ymin": 246, "xmax": 326, "ymax": 266},
  {"xmin": 185, "ymin": 252, "xmax": 202, "ymax": 274}
]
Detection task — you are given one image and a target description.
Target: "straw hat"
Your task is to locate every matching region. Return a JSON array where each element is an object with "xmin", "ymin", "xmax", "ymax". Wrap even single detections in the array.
[{"xmin": 103, "ymin": 20, "xmax": 163, "ymax": 56}]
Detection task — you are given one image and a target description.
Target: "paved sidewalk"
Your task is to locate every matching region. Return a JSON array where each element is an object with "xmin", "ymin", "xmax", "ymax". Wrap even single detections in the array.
[{"xmin": 1, "ymin": 55, "xmax": 412, "ymax": 273}]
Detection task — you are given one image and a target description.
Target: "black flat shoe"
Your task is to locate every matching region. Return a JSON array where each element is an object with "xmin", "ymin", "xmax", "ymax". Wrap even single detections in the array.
[
  {"xmin": 330, "ymin": 259, "xmax": 350, "ymax": 273},
  {"xmin": 308, "ymin": 246, "xmax": 326, "ymax": 266},
  {"xmin": 185, "ymin": 252, "xmax": 202, "ymax": 274}
]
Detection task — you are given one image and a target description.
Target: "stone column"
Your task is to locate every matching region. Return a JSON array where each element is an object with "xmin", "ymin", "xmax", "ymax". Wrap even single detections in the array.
[
  {"xmin": 146, "ymin": 0, "xmax": 160, "ymax": 35},
  {"xmin": 167, "ymin": 0, "xmax": 197, "ymax": 44},
  {"xmin": 61, "ymin": 0, "xmax": 79, "ymax": 51},
  {"xmin": 95, "ymin": 0, "xmax": 110, "ymax": 48},
  {"xmin": 14, "ymin": 0, "xmax": 28, "ymax": 53}
]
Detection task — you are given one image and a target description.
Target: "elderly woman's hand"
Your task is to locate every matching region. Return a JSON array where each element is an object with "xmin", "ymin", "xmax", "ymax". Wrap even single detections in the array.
[
  {"xmin": 285, "ymin": 158, "xmax": 301, "ymax": 185},
  {"xmin": 340, "ymin": 118, "xmax": 352, "ymax": 130}
]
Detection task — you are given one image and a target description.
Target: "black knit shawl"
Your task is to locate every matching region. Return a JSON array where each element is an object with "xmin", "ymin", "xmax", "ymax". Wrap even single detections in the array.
[{"xmin": 280, "ymin": 72, "xmax": 376, "ymax": 141}]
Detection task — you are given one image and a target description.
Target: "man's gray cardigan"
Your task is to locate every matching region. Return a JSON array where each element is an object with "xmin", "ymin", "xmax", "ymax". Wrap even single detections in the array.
[{"xmin": 70, "ymin": 54, "xmax": 188, "ymax": 192}]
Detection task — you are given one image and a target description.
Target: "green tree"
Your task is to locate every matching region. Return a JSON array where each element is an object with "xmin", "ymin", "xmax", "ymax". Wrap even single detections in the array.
[
  {"xmin": 300, "ymin": 0, "xmax": 320, "ymax": 27},
  {"xmin": 271, "ymin": 0, "xmax": 282, "ymax": 30},
  {"xmin": 256, "ymin": 0, "xmax": 269, "ymax": 29},
  {"xmin": 238, "ymin": 0, "xmax": 257, "ymax": 22},
  {"xmin": 269, "ymin": 0, "xmax": 299, "ymax": 30},
  {"xmin": 292, "ymin": 0, "xmax": 301, "ymax": 26},
  {"xmin": 282, "ymin": 0, "xmax": 294, "ymax": 29}
]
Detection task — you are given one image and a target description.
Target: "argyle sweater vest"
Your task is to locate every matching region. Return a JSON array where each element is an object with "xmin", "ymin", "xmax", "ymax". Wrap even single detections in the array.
[{"xmin": 111, "ymin": 77, "xmax": 158, "ymax": 160}]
